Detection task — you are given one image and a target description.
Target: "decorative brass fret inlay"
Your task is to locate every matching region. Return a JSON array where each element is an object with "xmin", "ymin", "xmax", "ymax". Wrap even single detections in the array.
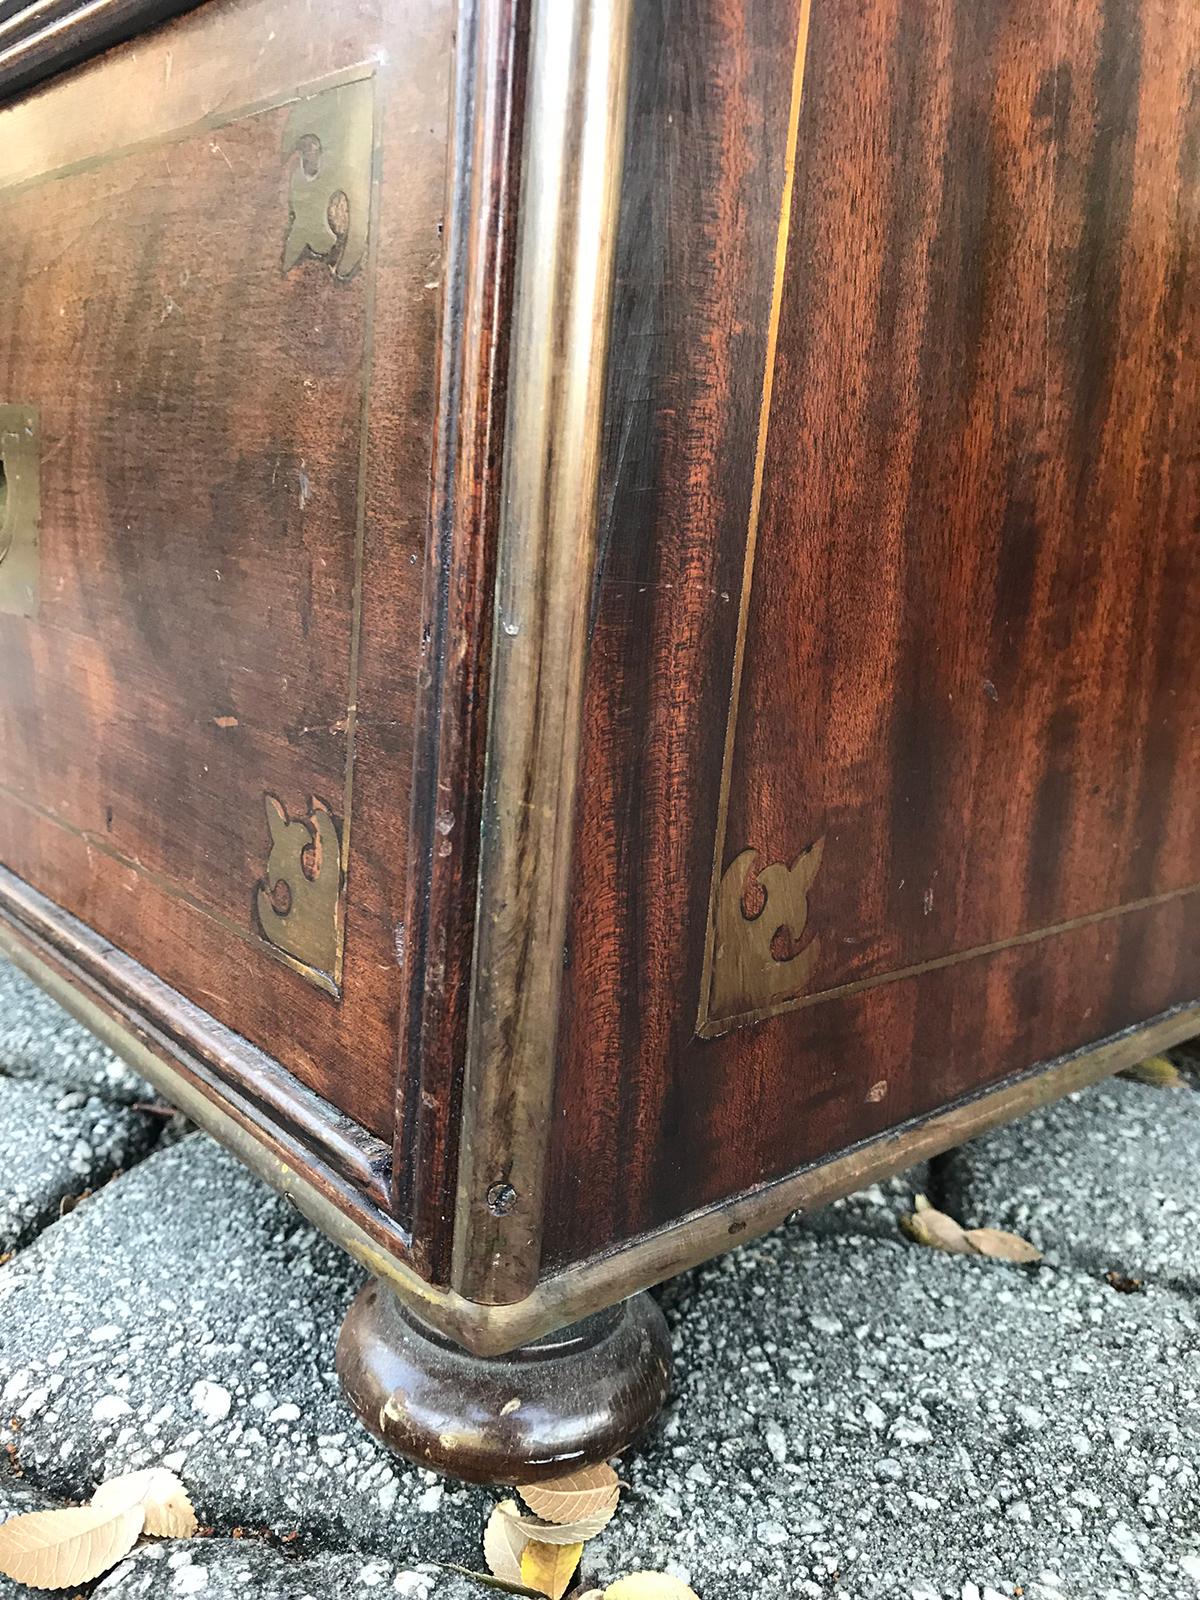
[
  {"xmin": 708, "ymin": 839, "xmax": 824, "ymax": 1025},
  {"xmin": 254, "ymin": 795, "xmax": 345, "ymax": 997},
  {"xmin": 0, "ymin": 404, "xmax": 40, "ymax": 618},
  {"xmin": 282, "ymin": 77, "xmax": 374, "ymax": 280}
]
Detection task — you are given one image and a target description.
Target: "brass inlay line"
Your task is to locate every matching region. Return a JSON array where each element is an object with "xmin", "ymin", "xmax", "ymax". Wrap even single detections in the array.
[
  {"xmin": 696, "ymin": 0, "xmax": 814, "ymax": 1035},
  {"xmin": 701, "ymin": 878, "xmax": 1200, "ymax": 1038},
  {"xmin": 336, "ymin": 70, "xmax": 383, "ymax": 950}
]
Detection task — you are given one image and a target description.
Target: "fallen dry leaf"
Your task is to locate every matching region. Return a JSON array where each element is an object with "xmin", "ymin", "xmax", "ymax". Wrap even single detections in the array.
[
  {"xmin": 902, "ymin": 1196, "xmax": 1039, "ymax": 1265},
  {"xmin": 900, "ymin": 1195, "xmax": 974, "ymax": 1255},
  {"xmin": 0, "ymin": 1503, "xmax": 144, "ymax": 1590},
  {"xmin": 1122, "ymin": 1054, "xmax": 1185, "ymax": 1088},
  {"xmin": 485, "ymin": 1500, "xmax": 533, "ymax": 1585},
  {"xmin": 521, "ymin": 1539, "xmax": 584, "ymax": 1599},
  {"xmin": 91, "ymin": 1468, "xmax": 198, "ymax": 1538},
  {"xmin": 962, "ymin": 1226, "xmax": 1041, "ymax": 1264},
  {"xmin": 1106, "ymin": 1270, "xmax": 1144, "ymax": 1294},
  {"xmin": 518, "ymin": 1464, "xmax": 620, "ymax": 1526},
  {"xmin": 500, "ymin": 1503, "xmax": 616, "ymax": 1545},
  {"xmin": 603, "ymin": 1576, "xmax": 701, "ymax": 1600}
]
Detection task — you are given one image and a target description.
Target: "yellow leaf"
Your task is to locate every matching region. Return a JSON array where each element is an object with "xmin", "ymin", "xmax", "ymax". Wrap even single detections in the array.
[
  {"xmin": 91, "ymin": 1468, "xmax": 198, "ymax": 1538},
  {"xmin": 962, "ymin": 1226, "xmax": 1041, "ymax": 1264},
  {"xmin": 900, "ymin": 1198, "xmax": 973, "ymax": 1255},
  {"xmin": 1122, "ymin": 1055, "xmax": 1185, "ymax": 1088},
  {"xmin": 0, "ymin": 1503, "xmax": 144, "ymax": 1590},
  {"xmin": 517, "ymin": 1464, "xmax": 619, "ymax": 1526},
  {"xmin": 484, "ymin": 1500, "xmax": 531, "ymax": 1585},
  {"xmin": 604, "ymin": 1576, "xmax": 701, "ymax": 1600},
  {"xmin": 519, "ymin": 1538, "xmax": 583, "ymax": 1599}
]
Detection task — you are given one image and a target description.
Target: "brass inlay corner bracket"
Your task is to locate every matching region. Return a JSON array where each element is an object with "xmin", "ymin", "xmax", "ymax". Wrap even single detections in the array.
[
  {"xmin": 254, "ymin": 794, "xmax": 345, "ymax": 997},
  {"xmin": 0, "ymin": 404, "xmax": 40, "ymax": 618},
  {"xmin": 282, "ymin": 76, "xmax": 374, "ymax": 280},
  {"xmin": 707, "ymin": 838, "xmax": 824, "ymax": 1028}
]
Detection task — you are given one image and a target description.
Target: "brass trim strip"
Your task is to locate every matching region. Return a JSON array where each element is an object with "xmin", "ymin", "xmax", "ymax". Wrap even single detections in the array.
[
  {"xmin": 452, "ymin": 0, "xmax": 634, "ymax": 1305},
  {"xmin": 3, "ymin": 882, "xmax": 1193, "ymax": 1356}
]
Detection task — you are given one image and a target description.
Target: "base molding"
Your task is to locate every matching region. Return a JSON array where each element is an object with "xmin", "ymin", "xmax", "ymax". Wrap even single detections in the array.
[{"xmin": 2, "ymin": 870, "xmax": 1195, "ymax": 1358}]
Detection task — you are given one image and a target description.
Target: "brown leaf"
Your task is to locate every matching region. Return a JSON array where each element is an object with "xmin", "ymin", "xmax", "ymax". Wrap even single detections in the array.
[
  {"xmin": 962, "ymin": 1226, "xmax": 1042, "ymax": 1264},
  {"xmin": 900, "ymin": 1197, "xmax": 974, "ymax": 1255},
  {"xmin": 517, "ymin": 1465, "xmax": 619, "ymax": 1526},
  {"xmin": 91, "ymin": 1468, "xmax": 198, "ymax": 1538},
  {"xmin": 520, "ymin": 1540, "xmax": 584, "ymax": 1599},
  {"xmin": 485, "ymin": 1500, "xmax": 532, "ymax": 1585},
  {"xmin": 1106, "ymin": 1270, "xmax": 1144, "ymax": 1294},
  {"xmin": 603, "ymin": 1577, "xmax": 701, "ymax": 1600},
  {"xmin": 1122, "ymin": 1054, "xmax": 1185, "ymax": 1088},
  {"xmin": 0, "ymin": 1503, "xmax": 144, "ymax": 1589},
  {"xmin": 500, "ymin": 1502, "xmax": 615, "ymax": 1545}
]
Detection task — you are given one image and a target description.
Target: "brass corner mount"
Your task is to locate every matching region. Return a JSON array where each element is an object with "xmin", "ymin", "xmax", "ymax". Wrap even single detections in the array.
[
  {"xmin": 254, "ymin": 793, "xmax": 345, "ymax": 997},
  {"xmin": 707, "ymin": 836, "xmax": 825, "ymax": 1030},
  {"xmin": 0, "ymin": 404, "xmax": 40, "ymax": 618}
]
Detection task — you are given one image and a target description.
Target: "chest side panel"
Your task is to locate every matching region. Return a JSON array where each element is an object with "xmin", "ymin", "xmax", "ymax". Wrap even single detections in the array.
[
  {"xmin": 0, "ymin": 0, "xmax": 451, "ymax": 1145},
  {"xmin": 546, "ymin": 0, "xmax": 1200, "ymax": 1267}
]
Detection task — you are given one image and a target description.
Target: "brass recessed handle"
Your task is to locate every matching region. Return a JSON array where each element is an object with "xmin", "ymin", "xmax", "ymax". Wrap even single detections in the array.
[{"xmin": 0, "ymin": 404, "xmax": 40, "ymax": 617}]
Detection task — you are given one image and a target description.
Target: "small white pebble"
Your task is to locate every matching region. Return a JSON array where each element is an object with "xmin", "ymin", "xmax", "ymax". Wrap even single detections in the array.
[
  {"xmin": 172, "ymin": 1563, "xmax": 209, "ymax": 1594},
  {"xmin": 189, "ymin": 1381, "xmax": 232, "ymax": 1424},
  {"xmin": 862, "ymin": 1400, "xmax": 887, "ymax": 1430},
  {"xmin": 92, "ymin": 1395, "xmax": 132, "ymax": 1422}
]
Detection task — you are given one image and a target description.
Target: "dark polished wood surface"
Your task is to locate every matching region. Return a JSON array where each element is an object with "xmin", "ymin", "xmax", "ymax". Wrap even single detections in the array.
[
  {"xmin": 544, "ymin": 0, "xmax": 1200, "ymax": 1271},
  {"xmin": 0, "ymin": 0, "xmax": 452, "ymax": 1145},
  {"xmin": 2, "ymin": 0, "xmax": 1198, "ymax": 1345}
]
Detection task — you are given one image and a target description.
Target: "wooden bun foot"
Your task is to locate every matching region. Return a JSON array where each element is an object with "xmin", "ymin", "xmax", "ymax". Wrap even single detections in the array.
[{"xmin": 336, "ymin": 1281, "xmax": 672, "ymax": 1484}]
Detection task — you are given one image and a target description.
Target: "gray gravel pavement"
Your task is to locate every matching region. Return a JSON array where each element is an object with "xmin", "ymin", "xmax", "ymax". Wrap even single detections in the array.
[{"xmin": 2, "ymin": 959, "xmax": 1199, "ymax": 1600}]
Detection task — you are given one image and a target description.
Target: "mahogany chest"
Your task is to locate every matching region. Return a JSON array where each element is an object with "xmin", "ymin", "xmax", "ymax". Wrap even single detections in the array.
[{"xmin": 1, "ymin": 0, "xmax": 1197, "ymax": 1479}]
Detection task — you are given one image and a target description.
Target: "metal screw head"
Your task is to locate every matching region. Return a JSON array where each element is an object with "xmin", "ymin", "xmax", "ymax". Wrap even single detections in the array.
[{"xmin": 486, "ymin": 1182, "xmax": 518, "ymax": 1217}]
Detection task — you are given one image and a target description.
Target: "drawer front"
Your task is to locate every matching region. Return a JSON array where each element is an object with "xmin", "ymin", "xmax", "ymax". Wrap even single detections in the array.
[
  {"xmin": 0, "ymin": 0, "xmax": 452, "ymax": 1146},
  {"xmin": 545, "ymin": 0, "xmax": 1200, "ymax": 1268}
]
